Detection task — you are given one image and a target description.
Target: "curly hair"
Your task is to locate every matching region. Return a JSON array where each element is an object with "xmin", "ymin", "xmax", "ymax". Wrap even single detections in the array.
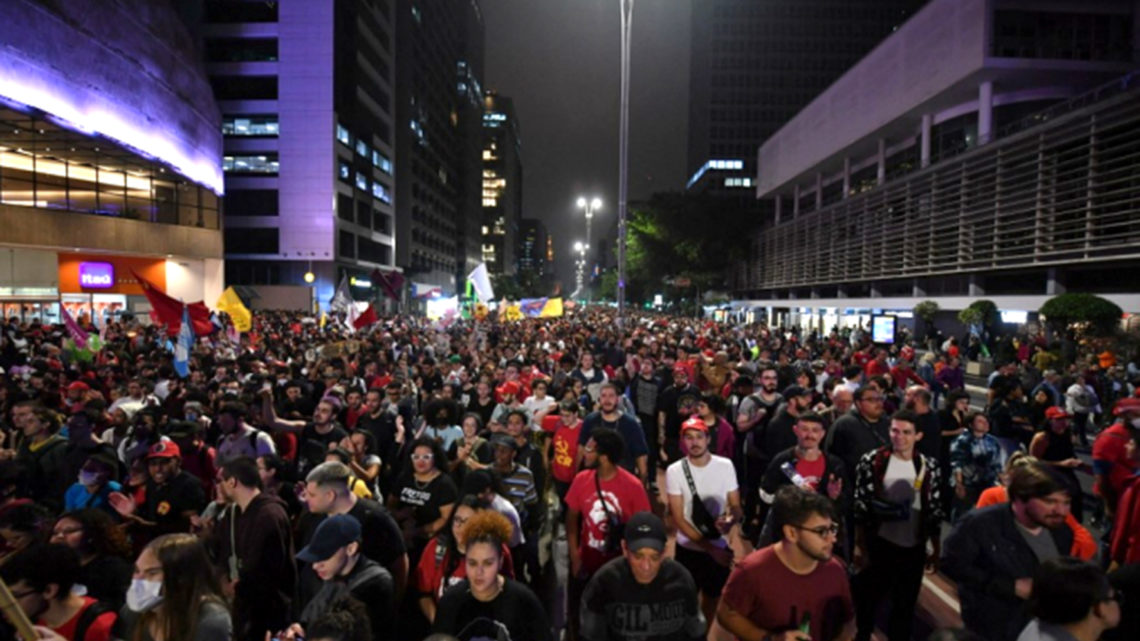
[
  {"xmin": 55, "ymin": 509, "xmax": 132, "ymax": 559},
  {"xmin": 459, "ymin": 509, "xmax": 512, "ymax": 551}
]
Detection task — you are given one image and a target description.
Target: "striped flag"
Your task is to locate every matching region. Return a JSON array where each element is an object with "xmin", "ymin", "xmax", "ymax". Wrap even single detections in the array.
[{"xmin": 60, "ymin": 306, "xmax": 89, "ymax": 350}]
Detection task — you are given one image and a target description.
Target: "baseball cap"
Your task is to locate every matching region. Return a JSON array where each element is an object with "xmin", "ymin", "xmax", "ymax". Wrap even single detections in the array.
[
  {"xmin": 146, "ymin": 440, "xmax": 181, "ymax": 460},
  {"xmin": 624, "ymin": 511, "xmax": 666, "ymax": 553},
  {"xmin": 297, "ymin": 514, "xmax": 362, "ymax": 563},
  {"xmin": 783, "ymin": 385, "xmax": 811, "ymax": 399},
  {"xmin": 680, "ymin": 415, "xmax": 708, "ymax": 435},
  {"xmin": 672, "ymin": 365, "xmax": 688, "ymax": 377},
  {"xmin": 1044, "ymin": 407, "xmax": 1072, "ymax": 420},
  {"xmin": 67, "ymin": 381, "xmax": 91, "ymax": 392},
  {"xmin": 1114, "ymin": 397, "xmax": 1140, "ymax": 416},
  {"xmin": 489, "ymin": 433, "xmax": 518, "ymax": 451},
  {"xmin": 497, "ymin": 381, "xmax": 521, "ymax": 397}
]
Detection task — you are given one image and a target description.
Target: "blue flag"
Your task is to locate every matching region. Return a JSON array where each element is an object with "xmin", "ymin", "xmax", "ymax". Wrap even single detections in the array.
[{"xmin": 174, "ymin": 304, "xmax": 193, "ymax": 378}]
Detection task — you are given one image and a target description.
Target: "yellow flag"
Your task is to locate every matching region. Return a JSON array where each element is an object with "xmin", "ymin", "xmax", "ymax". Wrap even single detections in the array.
[{"xmin": 215, "ymin": 286, "xmax": 252, "ymax": 332}]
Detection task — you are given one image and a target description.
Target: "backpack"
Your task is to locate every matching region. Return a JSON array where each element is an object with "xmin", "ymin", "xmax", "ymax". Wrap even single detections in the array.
[{"xmin": 74, "ymin": 599, "xmax": 114, "ymax": 641}]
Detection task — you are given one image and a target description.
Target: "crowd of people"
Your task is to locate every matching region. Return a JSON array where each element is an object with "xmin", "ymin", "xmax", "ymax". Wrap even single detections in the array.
[{"xmin": 0, "ymin": 307, "xmax": 1138, "ymax": 641}]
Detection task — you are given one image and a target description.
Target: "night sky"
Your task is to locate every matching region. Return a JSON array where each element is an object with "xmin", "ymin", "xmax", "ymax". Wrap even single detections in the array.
[{"xmin": 481, "ymin": 0, "xmax": 691, "ymax": 286}]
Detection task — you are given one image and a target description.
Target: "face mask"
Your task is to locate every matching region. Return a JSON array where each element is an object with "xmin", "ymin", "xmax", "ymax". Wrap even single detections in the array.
[
  {"xmin": 78, "ymin": 470, "xmax": 101, "ymax": 486},
  {"xmin": 126, "ymin": 578, "xmax": 163, "ymax": 612},
  {"xmin": 1131, "ymin": 418, "xmax": 1140, "ymax": 430}
]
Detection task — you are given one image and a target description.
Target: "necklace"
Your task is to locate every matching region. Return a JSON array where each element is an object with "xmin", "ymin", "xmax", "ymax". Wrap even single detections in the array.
[{"xmin": 413, "ymin": 472, "xmax": 437, "ymax": 490}]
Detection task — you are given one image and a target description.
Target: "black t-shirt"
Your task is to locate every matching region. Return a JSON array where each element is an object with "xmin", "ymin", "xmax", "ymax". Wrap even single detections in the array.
[
  {"xmin": 143, "ymin": 470, "xmax": 206, "ymax": 535},
  {"xmin": 396, "ymin": 472, "xmax": 459, "ymax": 527},
  {"xmin": 356, "ymin": 410, "xmax": 399, "ymax": 466},
  {"xmin": 434, "ymin": 578, "xmax": 553, "ymax": 641},
  {"xmin": 581, "ymin": 557, "xmax": 705, "ymax": 641},
  {"xmin": 297, "ymin": 423, "xmax": 349, "ymax": 476},
  {"xmin": 466, "ymin": 396, "xmax": 496, "ymax": 428},
  {"xmin": 657, "ymin": 385, "xmax": 702, "ymax": 442}
]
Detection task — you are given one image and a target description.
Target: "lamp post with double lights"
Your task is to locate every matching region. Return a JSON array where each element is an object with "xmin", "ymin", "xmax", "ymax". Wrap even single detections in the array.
[
  {"xmin": 573, "ymin": 241, "xmax": 587, "ymax": 302},
  {"xmin": 576, "ymin": 196, "xmax": 602, "ymax": 261}
]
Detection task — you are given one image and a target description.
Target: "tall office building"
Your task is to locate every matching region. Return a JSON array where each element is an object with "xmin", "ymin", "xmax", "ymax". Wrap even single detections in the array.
[
  {"xmin": 686, "ymin": 0, "xmax": 927, "ymax": 196},
  {"xmin": 0, "ymin": 0, "xmax": 223, "ymax": 324},
  {"xmin": 395, "ymin": 0, "xmax": 485, "ymax": 296},
  {"xmin": 519, "ymin": 218, "xmax": 548, "ymax": 275},
  {"xmin": 196, "ymin": 0, "xmax": 397, "ymax": 307},
  {"xmin": 481, "ymin": 92, "xmax": 523, "ymax": 276}
]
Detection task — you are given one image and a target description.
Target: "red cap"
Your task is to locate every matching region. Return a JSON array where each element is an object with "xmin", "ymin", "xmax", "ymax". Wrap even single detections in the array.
[
  {"xmin": 1044, "ymin": 407, "xmax": 1071, "ymax": 420},
  {"xmin": 900, "ymin": 346, "xmax": 915, "ymax": 361},
  {"xmin": 146, "ymin": 440, "xmax": 181, "ymax": 460},
  {"xmin": 672, "ymin": 365, "xmax": 689, "ymax": 377},
  {"xmin": 497, "ymin": 381, "xmax": 521, "ymax": 397},
  {"xmin": 67, "ymin": 381, "xmax": 90, "ymax": 392},
  {"xmin": 1113, "ymin": 397, "xmax": 1140, "ymax": 416},
  {"xmin": 680, "ymin": 416, "xmax": 708, "ymax": 435}
]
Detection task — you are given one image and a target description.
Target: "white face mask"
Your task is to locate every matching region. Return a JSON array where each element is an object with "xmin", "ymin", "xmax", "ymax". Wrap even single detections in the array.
[
  {"xmin": 78, "ymin": 470, "xmax": 101, "ymax": 487},
  {"xmin": 126, "ymin": 578, "xmax": 163, "ymax": 612},
  {"xmin": 1131, "ymin": 417, "xmax": 1140, "ymax": 430}
]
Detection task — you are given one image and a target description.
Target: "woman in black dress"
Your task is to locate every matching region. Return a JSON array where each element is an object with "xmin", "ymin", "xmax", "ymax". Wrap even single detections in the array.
[{"xmin": 433, "ymin": 510, "xmax": 552, "ymax": 641}]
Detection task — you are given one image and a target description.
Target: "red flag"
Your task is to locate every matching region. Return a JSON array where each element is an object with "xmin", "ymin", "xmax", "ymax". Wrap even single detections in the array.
[
  {"xmin": 132, "ymin": 271, "xmax": 213, "ymax": 336},
  {"xmin": 372, "ymin": 269, "xmax": 404, "ymax": 301},
  {"xmin": 352, "ymin": 303, "xmax": 378, "ymax": 329}
]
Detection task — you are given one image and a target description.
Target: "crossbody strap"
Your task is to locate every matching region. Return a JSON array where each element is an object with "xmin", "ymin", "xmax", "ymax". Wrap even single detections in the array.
[
  {"xmin": 681, "ymin": 459, "xmax": 703, "ymax": 503},
  {"xmin": 593, "ymin": 471, "xmax": 614, "ymax": 522}
]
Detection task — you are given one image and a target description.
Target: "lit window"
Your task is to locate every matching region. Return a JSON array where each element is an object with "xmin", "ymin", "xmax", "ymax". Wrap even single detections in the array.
[
  {"xmin": 336, "ymin": 124, "xmax": 351, "ymax": 146},
  {"xmin": 338, "ymin": 162, "xmax": 351, "ymax": 181},
  {"xmin": 372, "ymin": 150, "xmax": 392, "ymax": 174},
  {"xmin": 223, "ymin": 154, "xmax": 279, "ymax": 173},
  {"xmin": 481, "ymin": 225, "xmax": 489, "ymax": 234},
  {"xmin": 371, "ymin": 181, "xmax": 391, "ymax": 204},
  {"xmin": 356, "ymin": 140, "xmax": 369, "ymax": 157},
  {"xmin": 223, "ymin": 116, "xmax": 278, "ymax": 136},
  {"xmin": 355, "ymin": 172, "xmax": 368, "ymax": 191},
  {"xmin": 483, "ymin": 198, "xmax": 497, "ymax": 207}
]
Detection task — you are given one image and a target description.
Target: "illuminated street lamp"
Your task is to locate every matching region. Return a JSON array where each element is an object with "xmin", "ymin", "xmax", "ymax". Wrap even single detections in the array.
[
  {"xmin": 576, "ymin": 196, "xmax": 601, "ymax": 264},
  {"xmin": 573, "ymin": 241, "xmax": 586, "ymax": 301}
]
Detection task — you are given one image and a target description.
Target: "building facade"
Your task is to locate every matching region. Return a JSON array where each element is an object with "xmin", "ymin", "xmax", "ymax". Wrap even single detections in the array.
[
  {"xmin": 0, "ymin": 0, "xmax": 224, "ymax": 324},
  {"xmin": 518, "ymin": 218, "xmax": 548, "ymax": 275},
  {"xmin": 197, "ymin": 0, "xmax": 397, "ymax": 307},
  {"xmin": 395, "ymin": 0, "xmax": 484, "ymax": 296},
  {"xmin": 481, "ymin": 92, "xmax": 523, "ymax": 276},
  {"xmin": 741, "ymin": 0, "xmax": 1140, "ymax": 328},
  {"xmin": 686, "ymin": 0, "xmax": 926, "ymax": 197}
]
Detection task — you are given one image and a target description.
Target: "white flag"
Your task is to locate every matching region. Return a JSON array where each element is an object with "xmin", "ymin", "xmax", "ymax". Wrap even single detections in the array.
[
  {"xmin": 467, "ymin": 262, "xmax": 495, "ymax": 303},
  {"xmin": 330, "ymin": 274, "xmax": 354, "ymax": 313}
]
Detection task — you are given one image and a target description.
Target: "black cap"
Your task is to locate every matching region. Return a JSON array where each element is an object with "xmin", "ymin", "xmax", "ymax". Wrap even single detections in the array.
[
  {"xmin": 489, "ymin": 433, "xmax": 518, "ymax": 451},
  {"xmin": 462, "ymin": 469, "xmax": 494, "ymax": 495},
  {"xmin": 296, "ymin": 514, "xmax": 361, "ymax": 563},
  {"xmin": 782, "ymin": 384, "xmax": 811, "ymax": 399},
  {"xmin": 624, "ymin": 511, "xmax": 666, "ymax": 552}
]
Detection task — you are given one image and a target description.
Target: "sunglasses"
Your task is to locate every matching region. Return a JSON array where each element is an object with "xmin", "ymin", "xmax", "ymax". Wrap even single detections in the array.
[{"xmin": 411, "ymin": 453, "xmax": 434, "ymax": 462}]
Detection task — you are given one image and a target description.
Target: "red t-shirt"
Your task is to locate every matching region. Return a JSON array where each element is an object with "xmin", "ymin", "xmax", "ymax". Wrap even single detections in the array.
[
  {"xmin": 1092, "ymin": 423, "xmax": 1138, "ymax": 497},
  {"xmin": 722, "ymin": 546, "xmax": 853, "ymax": 641},
  {"xmin": 414, "ymin": 538, "xmax": 515, "ymax": 602},
  {"xmin": 565, "ymin": 467, "xmax": 651, "ymax": 573},
  {"xmin": 794, "ymin": 456, "xmax": 827, "ymax": 492},
  {"xmin": 1111, "ymin": 478, "xmax": 1140, "ymax": 564},
  {"xmin": 47, "ymin": 597, "xmax": 116, "ymax": 641},
  {"xmin": 865, "ymin": 359, "xmax": 890, "ymax": 378},
  {"xmin": 550, "ymin": 421, "xmax": 582, "ymax": 483}
]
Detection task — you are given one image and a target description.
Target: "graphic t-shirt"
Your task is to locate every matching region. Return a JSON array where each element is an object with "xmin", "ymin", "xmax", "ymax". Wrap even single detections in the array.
[
  {"xmin": 581, "ymin": 557, "xmax": 705, "ymax": 641},
  {"xmin": 396, "ymin": 473, "xmax": 460, "ymax": 527},
  {"xmin": 551, "ymin": 422, "xmax": 582, "ymax": 483},
  {"xmin": 794, "ymin": 456, "xmax": 826, "ymax": 491},
  {"xmin": 565, "ymin": 468, "xmax": 651, "ymax": 573}
]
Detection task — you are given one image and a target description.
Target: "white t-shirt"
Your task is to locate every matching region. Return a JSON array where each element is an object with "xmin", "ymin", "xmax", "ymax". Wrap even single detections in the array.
[
  {"xmin": 665, "ymin": 454, "xmax": 738, "ymax": 550},
  {"xmin": 878, "ymin": 454, "xmax": 923, "ymax": 548},
  {"xmin": 522, "ymin": 396, "xmax": 555, "ymax": 430}
]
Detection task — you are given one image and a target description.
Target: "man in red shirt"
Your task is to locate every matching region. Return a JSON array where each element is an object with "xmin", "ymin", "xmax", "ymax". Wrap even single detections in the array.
[
  {"xmin": 888, "ymin": 359, "xmax": 926, "ymax": 394},
  {"xmin": 1093, "ymin": 398, "xmax": 1140, "ymax": 519},
  {"xmin": 547, "ymin": 400, "xmax": 582, "ymax": 507},
  {"xmin": 565, "ymin": 426, "xmax": 651, "ymax": 639},
  {"xmin": 718, "ymin": 486, "xmax": 855, "ymax": 641},
  {"xmin": 864, "ymin": 349, "xmax": 891, "ymax": 379},
  {"xmin": 2, "ymin": 543, "xmax": 117, "ymax": 641},
  {"xmin": 1109, "ymin": 427, "xmax": 1140, "ymax": 567}
]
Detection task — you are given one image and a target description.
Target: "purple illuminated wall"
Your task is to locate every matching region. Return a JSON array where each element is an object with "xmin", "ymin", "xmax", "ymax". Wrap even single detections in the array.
[{"xmin": 0, "ymin": 0, "xmax": 223, "ymax": 193}]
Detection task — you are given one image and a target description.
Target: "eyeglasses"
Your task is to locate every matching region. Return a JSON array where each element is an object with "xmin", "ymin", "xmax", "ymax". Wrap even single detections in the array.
[
  {"xmin": 411, "ymin": 453, "xmax": 434, "ymax": 462},
  {"xmin": 793, "ymin": 523, "xmax": 840, "ymax": 538},
  {"xmin": 453, "ymin": 515, "xmax": 469, "ymax": 528}
]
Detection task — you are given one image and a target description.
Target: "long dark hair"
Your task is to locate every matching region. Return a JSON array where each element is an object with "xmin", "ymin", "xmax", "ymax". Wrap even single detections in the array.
[
  {"xmin": 133, "ymin": 533, "xmax": 228, "ymax": 641},
  {"xmin": 55, "ymin": 509, "xmax": 131, "ymax": 559},
  {"xmin": 441, "ymin": 495, "xmax": 488, "ymax": 580}
]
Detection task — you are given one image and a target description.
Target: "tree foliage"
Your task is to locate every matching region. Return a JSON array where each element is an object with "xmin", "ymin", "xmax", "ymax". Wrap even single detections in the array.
[
  {"xmin": 958, "ymin": 299, "xmax": 999, "ymax": 329},
  {"xmin": 913, "ymin": 301, "xmax": 940, "ymax": 324},
  {"xmin": 1040, "ymin": 293, "xmax": 1122, "ymax": 337},
  {"xmin": 621, "ymin": 192, "xmax": 757, "ymax": 304}
]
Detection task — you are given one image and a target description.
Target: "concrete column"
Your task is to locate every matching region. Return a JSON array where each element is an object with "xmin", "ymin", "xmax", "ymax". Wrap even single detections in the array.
[
  {"xmin": 815, "ymin": 173, "xmax": 823, "ymax": 210},
  {"xmin": 920, "ymin": 113, "xmax": 932, "ymax": 167},
  {"xmin": 842, "ymin": 157, "xmax": 851, "ymax": 198},
  {"xmin": 774, "ymin": 194, "xmax": 782, "ymax": 224},
  {"xmin": 876, "ymin": 139, "xmax": 886, "ymax": 185},
  {"xmin": 870, "ymin": 282, "xmax": 882, "ymax": 298},
  {"xmin": 810, "ymin": 287, "xmax": 820, "ymax": 299},
  {"xmin": 912, "ymin": 278, "xmax": 926, "ymax": 297},
  {"xmin": 837, "ymin": 285, "xmax": 848, "ymax": 299},
  {"xmin": 969, "ymin": 274, "xmax": 985, "ymax": 297},
  {"xmin": 978, "ymin": 80, "xmax": 993, "ymax": 145},
  {"xmin": 1046, "ymin": 268, "xmax": 1066, "ymax": 295},
  {"xmin": 793, "ymin": 184, "xmax": 800, "ymax": 218}
]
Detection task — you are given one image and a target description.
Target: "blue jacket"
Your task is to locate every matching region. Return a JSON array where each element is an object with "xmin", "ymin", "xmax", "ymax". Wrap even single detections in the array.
[{"xmin": 941, "ymin": 503, "xmax": 1073, "ymax": 641}]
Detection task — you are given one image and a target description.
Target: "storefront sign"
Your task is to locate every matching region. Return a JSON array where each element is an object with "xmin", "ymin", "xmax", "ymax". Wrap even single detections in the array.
[{"xmin": 78, "ymin": 262, "xmax": 114, "ymax": 289}]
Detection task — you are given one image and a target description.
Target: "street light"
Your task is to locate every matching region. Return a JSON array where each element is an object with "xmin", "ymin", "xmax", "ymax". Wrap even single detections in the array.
[
  {"xmin": 572, "ymin": 241, "xmax": 587, "ymax": 301},
  {"xmin": 617, "ymin": 0, "xmax": 633, "ymax": 328},
  {"xmin": 576, "ymin": 197, "xmax": 602, "ymax": 264}
]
